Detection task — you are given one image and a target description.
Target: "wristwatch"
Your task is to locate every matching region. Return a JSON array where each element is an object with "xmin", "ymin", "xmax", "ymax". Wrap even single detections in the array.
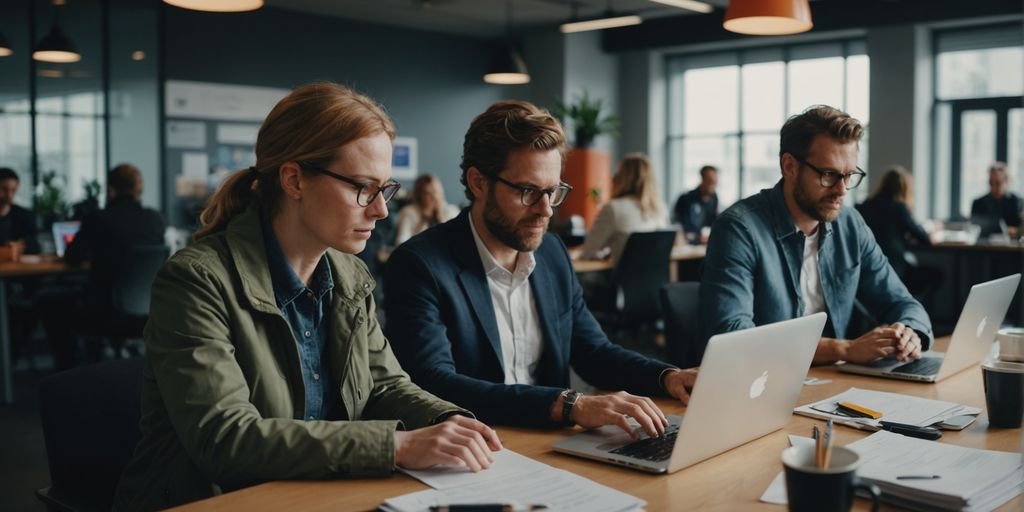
[{"xmin": 561, "ymin": 389, "xmax": 581, "ymax": 426}]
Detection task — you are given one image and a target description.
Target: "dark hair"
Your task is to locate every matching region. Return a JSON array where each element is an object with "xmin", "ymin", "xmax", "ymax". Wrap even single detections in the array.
[
  {"xmin": 108, "ymin": 163, "xmax": 143, "ymax": 198},
  {"xmin": 459, "ymin": 100, "xmax": 566, "ymax": 202},
  {"xmin": 699, "ymin": 165, "xmax": 717, "ymax": 178},
  {"xmin": 990, "ymin": 161, "xmax": 1008, "ymax": 175},
  {"xmin": 870, "ymin": 165, "xmax": 913, "ymax": 209},
  {"xmin": 779, "ymin": 105, "xmax": 864, "ymax": 160},
  {"xmin": 195, "ymin": 82, "xmax": 395, "ymax": 240},
  {"xmin": 0, "ymin": 168, "xmax": 19, "ymax": 182}
]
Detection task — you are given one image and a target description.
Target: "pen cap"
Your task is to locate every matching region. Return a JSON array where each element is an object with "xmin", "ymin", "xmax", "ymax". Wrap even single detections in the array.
[{"xmin": 781, "ymin": 445, "xmax": 880, "ymax": 512}]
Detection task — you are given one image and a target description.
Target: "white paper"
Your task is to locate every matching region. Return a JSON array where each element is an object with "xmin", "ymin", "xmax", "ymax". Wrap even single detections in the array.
[
  {"xmin": 216, "ymin": 123, "xmax": 259, "ymax": 145},
  {"xmin": 181, "ymin": 152, "xmax": 209, "ymax": 181},
  {"xmin": 166, "ymin": 120, "xmax": 206, "ymax": 149},
  {"xmin": 388, "ymin": 449, "xmax": 643, "ymax": 512},
  {"xmin": 795, "ymin": 387, "xmax": 980, "ymax": 427},
  {"xmin": 760, "ymin": 435, "xmax": 818, "ymax": 505}
]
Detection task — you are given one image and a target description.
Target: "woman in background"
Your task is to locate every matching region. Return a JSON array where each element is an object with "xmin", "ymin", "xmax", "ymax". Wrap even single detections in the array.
[
  {"xmin": 579, "ymin": 153, "xmax": 669, "ymax": 263},
  {"xmin": 856, "ymin": 165, "xmax": 940, "ymax": 299},
  {"xmin": 394, "ymin": 174, "xmax": 458, "ymax": 246},
  {"xmin": 113, "ymin": 83, "xmax": 499, "ymax": 511}
]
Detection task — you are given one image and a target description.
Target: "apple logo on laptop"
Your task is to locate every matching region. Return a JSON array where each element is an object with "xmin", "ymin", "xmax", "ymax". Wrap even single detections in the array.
[
  {"xmin": 976, "ymin": 316, "xmax": 988, "ymax": 339},
  {"xmin": 749, "ymin": 371, "xmax": 768, "ymax": 399}
]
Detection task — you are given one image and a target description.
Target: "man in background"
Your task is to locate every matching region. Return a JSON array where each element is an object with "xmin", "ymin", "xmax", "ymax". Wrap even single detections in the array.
[
  {"xmin": 673, "ymin": 165, "xmax": 718, "ymax": 243},
  {"xmin": 0, "ymin": 167, "xmax": 38, "ymax": 253},
  {"xmin": 971, "ymin": 162, "xmax": 1022, "ymax": 238}
]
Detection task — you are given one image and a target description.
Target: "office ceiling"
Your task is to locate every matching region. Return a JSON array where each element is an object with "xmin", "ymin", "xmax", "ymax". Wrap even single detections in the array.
[{"xmin": 264, "ymin": 0, "xmax": 732, "ymax": 38}]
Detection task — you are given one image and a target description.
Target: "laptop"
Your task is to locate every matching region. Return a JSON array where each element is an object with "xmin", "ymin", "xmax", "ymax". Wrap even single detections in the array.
[
  {"xmin": 51, "ymin": 221, "xmax": 81, "ymax": 257},
  {"xmin": 839, "ymin": 273, "xmax": 1022, "ymax": 383},
  {"xmin": 552, "ymin": 312, "xmax": 826, "ymax": 474}
]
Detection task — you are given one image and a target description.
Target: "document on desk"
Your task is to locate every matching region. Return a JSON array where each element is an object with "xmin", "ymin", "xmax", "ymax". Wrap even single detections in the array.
[
  {"xmin": 388, "ymin": 449, "xmax": 644, "ymax": 512},
  {"xmin": 848, "ymin": 431, "xmax": 1024, "ymax": 511},
  {"xmin": 794, "ymin": 387, "xmax": 980, "ymax": 427}
]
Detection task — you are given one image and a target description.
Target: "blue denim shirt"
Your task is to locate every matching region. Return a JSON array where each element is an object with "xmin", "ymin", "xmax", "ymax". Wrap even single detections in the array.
[
  {"xmin": 261, "ymin": 216, "xmax": 337, "ymax": 420},
  {"xmin": 700, "ymin": 180, "xmax": 933, "ymax": 348}
]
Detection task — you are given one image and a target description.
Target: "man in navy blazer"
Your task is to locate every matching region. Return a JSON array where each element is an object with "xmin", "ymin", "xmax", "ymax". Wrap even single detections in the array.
[{"xmin": 385, "ymin": 100, "xmax": 697, "ymax": 438}]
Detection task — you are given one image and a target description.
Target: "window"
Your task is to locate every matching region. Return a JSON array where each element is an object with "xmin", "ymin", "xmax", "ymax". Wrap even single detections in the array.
[
  {"xmin": 933, "ymin": 24, "xmax": 1024, "ymax": 220},
  {"xmin": 666, "ymin": 40, "xmax": 869, "ymax": 214}
]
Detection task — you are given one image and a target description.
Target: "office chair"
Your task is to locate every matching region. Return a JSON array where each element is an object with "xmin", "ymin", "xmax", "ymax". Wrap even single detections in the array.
[
  {"xmin": 85, "ymin": 244, "xmax": 169, "ymax": 357},
  {"xmin": 659, "ymin": 282, "xmax": 704, "ymax": 368},
  {"xmin": 37, "ymin": 357, "xmax": 144, "ymax": 512}
]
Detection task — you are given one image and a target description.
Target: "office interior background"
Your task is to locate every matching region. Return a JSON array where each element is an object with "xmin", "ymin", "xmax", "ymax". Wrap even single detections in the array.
[{"xmin": 0, "ymin": 0, "xmax": 1021, "ymax": 510}]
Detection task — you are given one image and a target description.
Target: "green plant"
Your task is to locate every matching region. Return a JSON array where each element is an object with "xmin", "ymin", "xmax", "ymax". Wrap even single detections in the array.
[
  {"xmin": 553, "ymin": 90, "xmax": 619, "ymax": 149},
  {"xmin": 83, "ymin": 179, "xmax": 101, "ymax": 201},
  {"xmin": 34, "ymin": 170, "xmax": 68, "ymax": 224}
]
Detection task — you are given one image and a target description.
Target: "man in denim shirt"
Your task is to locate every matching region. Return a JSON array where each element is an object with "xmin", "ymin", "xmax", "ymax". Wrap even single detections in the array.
[{"xmin": 700, "ymin": 105, "xmax": 932, "ymax": 365}]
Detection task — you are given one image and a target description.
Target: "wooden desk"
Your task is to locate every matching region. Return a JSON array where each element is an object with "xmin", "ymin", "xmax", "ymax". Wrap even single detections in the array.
[
  {"xmin": 572, "ymin": 244, "xmax": 707, "ymax": 275},
  {"xmin": 173, "ymin": 337, "xmax": 1021, "ymax": 512},
  {"xmin": 0, "ymin": 257, "xmax": 82, "ymax": 404}
]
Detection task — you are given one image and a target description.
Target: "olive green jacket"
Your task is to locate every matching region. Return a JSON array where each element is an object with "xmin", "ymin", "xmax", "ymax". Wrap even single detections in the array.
[{"xmin": 113, "ymin": 206, "xmax": 465, "ymax": 511}]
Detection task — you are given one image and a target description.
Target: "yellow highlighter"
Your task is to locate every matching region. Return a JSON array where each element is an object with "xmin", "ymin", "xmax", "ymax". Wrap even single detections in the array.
[{"xmin": 836, "ymin": 401, "xmax": 883, "ymax": 420}]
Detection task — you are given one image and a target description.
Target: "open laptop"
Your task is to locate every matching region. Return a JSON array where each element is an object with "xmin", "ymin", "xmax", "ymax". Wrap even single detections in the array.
[
  {"xmin": 552, "ymin": 312, "xmax": 826, "ymax": 474},
  {"xmin": 51, "ymin": 221, "xmax": 81, "ymax": 257},
  {"xmin": 839, "ymin": 273, "xmax": 1021, "ymax": 383}
]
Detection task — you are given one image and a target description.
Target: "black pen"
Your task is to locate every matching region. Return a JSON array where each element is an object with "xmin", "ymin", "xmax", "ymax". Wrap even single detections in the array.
[
  {"xmin": 896, "ymin": 475, "xmax": 941, "ymax": 480},
  {"xmin": 428, "ymin": 504, "xmax": 548, "ymax": 512}
]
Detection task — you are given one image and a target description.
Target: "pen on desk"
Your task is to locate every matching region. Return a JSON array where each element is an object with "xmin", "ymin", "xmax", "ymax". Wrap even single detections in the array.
[
  {"xmin": 896, "ymin": 475, "xmax": 941, "ymax": 480},
  {"xmin": 823, "ymin": 419, "xmax": 833, "ymax": 469},
  {"xmin": 428, "ymin": 504, "xmax": 549, "ymax": 512},
  {"xmin": 836, "ymin": 401, "xmax": 883, "ymax": 420},
  {"xmin": 812, "ymin": 425, "xmax": 822, "ymax": 468}
]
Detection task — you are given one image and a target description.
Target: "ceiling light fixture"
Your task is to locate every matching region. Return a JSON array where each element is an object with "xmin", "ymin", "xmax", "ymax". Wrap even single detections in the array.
[
  {"xmin": 560, "ymin": 1, "xmax": 642, "ymax": 34},
  {"xmin": 484, "ymin": 0, "xmax": 530, "ymax": 85},
  {"xmin": 33, "ymin": 1, "xmax": 80, "ymax": 63},
  {"xmin": 723, "ymin": 0, "xmax": 813, "ymax": 36},
  {"xmin": 163, "ymin": 0, "xmax": 263, "ymax": 12},
  {"xmin": 648, "ymin": 0, "xmax": 713, "ymax": 14}
]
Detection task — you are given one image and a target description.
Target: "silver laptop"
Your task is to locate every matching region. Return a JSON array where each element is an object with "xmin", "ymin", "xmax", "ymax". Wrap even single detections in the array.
[
  {"xmin": 552, "ymin": 313, "xmax": 826, "ymax": 474},
  {"xmin": 839, "ymin": 273, "xmax": 1021, "ymax": 383}
]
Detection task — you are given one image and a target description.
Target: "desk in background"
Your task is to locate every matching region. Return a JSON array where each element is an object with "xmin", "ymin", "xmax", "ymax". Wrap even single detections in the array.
[
  {"xmin": 0, "ymin": 258, "xmax": 83, "ymax": 404},
  {"xmin": 171, "ymin": 337, "xmax": 1021, "ymax": 512},
  {"xmin": 572, "ymin": 244, "xmax": 706, "ymax": 281}
]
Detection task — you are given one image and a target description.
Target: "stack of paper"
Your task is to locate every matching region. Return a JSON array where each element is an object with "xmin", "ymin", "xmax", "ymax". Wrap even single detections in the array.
[
  {"xmin": 794, "ymin": 387, "xmax": 980, "ymax": 429},
  {"xmin": 381, "ymin": 450, "xmax": 644, "ymax": 512},
  {"xmin": 849, "ymin": 431, "xmax": 1024, "ymax": 511}
]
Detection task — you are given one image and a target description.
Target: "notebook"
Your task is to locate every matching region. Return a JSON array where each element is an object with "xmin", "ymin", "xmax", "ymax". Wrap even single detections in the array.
[
  {"xmin": 51, "ymin": 221, "xmax": 81, "ymax": 258},
  {"xmin": 552, "ymin": 313, "xmax": 826, "ymax": 474},
  {"xmin": 839, "ymin": 273, "xmax": 1021, "ymax": 383}
]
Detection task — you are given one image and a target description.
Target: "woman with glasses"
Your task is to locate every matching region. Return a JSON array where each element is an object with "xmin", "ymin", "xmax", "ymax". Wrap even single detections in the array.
[
  {"xmin": 114, "ymin": 83, "xmax": 500, "ymax": 511},
  {"xmin": 578, "ymin": 153, "xmax": 669, "ymax": 263},
  {"xmin": 394, "ymin": 174, "xmax": 459, "ymax": 246}
]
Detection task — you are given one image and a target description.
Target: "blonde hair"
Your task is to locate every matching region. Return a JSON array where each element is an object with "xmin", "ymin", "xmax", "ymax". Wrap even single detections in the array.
[
  {"xmin": 412, "ymin": 174, "xmax": 444, "ymax": 226},
  {"xmin": 195, "ymin": 82, "xmax": 396, "ymax": 240},
  {"xmin": 612, "ymin": 153, "xmax": 663, "ymax": 220},
  {"xmin": 870, "ymin": 165, "xmax": 914, "ymax": 210}
]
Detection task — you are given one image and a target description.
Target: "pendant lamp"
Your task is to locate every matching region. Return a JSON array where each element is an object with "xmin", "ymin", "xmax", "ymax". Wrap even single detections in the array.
[
  {"xmin": 33, "ymin": 4, "xmax": 80, "ymax": 64},
  {"xmin": 163, "ymin": 0, "xmax": 263, "ymax": 12},
  {"xmin": 723, "ymin": 0, "xmax": 812, "ymax": 36},
  {"xmin": 0, "ymin": 32, "xmax": 12, "ymax": 57},
  {"xmin": 484, "ymin": 0, "xmax": 529, "ymax": 85}
]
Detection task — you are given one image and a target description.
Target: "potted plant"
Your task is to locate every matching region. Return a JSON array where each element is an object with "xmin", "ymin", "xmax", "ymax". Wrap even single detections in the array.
[
  {"xmin": 552, "ymin": 91, "xmax": 618, "ymax": 229},
  {"xmin": 554, "ymin": 90, "xmax": 619, "ymax": 149},
  {"xmin": 35, "ymin": 170, "xmax": 69, "ymax": 229}
]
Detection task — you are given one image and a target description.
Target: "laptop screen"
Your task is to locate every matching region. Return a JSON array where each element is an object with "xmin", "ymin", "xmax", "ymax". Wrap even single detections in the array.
[{"xmin": 51, "ymin": 221, "xmax": 81, "ymax": 257}]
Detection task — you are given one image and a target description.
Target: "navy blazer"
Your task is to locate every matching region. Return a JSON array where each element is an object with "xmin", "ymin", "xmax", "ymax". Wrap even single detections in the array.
[{"xmin": 384, "ymin": 209, "xmax": 673, "ymax": 428}]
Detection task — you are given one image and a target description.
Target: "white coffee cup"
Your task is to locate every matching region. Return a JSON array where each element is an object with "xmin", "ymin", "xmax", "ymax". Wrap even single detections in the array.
[{"xmin": 997, "ymin": 327, "xmax": 1024, "ymax": 362}]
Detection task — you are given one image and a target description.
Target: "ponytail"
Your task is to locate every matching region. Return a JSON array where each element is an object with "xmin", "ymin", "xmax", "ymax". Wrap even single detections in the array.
[{"xmin": 193, "ymin": 166, "xmax": 261, "ymax": 241}]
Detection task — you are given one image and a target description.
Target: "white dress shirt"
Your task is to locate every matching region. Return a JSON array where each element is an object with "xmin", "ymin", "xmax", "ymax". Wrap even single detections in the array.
[
  {"xmin": 469, "ymin": 216, "xmax": 544, "ymax": 385},
  {"xmin": 800, "ymin": 227, "xmax": 826, "ymax": 316}
]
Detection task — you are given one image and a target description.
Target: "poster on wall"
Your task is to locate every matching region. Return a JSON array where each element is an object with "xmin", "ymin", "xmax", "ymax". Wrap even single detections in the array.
[
  {"xmin": 167, "ymin": 121, "xmax": 206, "ymax": 149},
  {"xmin": 392, "ymin": 136, "xmax": 418, "ymax": 181},
  {"xmin": 166, "ymin": 80, "xmax": 288, "ymax": 121}
]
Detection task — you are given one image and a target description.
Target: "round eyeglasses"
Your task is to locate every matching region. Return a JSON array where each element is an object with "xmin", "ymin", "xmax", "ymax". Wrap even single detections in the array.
[
  {"xmin": 300, "ymin": 162, "xmax": 401, "ymax": 207},
  {"xmin": 796, "ymin": 157, "xmax": 866, "ymax": 190},
  {"xmin": 491, "ymin": 175, "xmax": 573, "ymax": 207}
]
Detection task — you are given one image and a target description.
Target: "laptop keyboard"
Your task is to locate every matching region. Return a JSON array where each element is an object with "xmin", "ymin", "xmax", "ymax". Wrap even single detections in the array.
[
  {"xmin": 891, "ymin": 357, "xmax": 942, "ymax": 376},
  {"xmin": 608, "ymin": 424, "xmax": 679, "ymax": 462}
]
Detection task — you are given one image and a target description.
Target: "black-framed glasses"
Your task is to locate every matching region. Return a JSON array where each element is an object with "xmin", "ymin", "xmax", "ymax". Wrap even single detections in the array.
[
  {"xmin": 491, "ymin": 175, "xmax": 573, "ymax": 207},
  {"xmin": 300, "ymin": 162, "xmax": 401, "ymax": 207},
  {"xmin": 796, "ymin": 157, "xmax": 867, "ymax": 190}
]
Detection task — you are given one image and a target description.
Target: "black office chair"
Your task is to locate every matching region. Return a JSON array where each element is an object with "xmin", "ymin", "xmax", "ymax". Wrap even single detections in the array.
[
  {"xmin": 590, "ymin": 231, "xmax": 676, "ymax": 347},
  {"xmin": 659, "ymin": 282, "xmax": 704, "ymax": 368},
  {"xmin": 37, "ymin": 357, "xmax": 144, "ymax": 512},
  {"xmin": 83, "ymin": 244, "xmax": 169, "ymax": 356}
]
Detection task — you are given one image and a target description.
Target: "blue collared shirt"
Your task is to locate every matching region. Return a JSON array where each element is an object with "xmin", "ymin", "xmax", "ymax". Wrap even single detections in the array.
[
  {"xmin": 261, "ymin": 215, "xmax": 336, "ymax": 420},
  {"xmin": 699, "ymin": 180, "xmax": 933, "ymax": 348}
]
